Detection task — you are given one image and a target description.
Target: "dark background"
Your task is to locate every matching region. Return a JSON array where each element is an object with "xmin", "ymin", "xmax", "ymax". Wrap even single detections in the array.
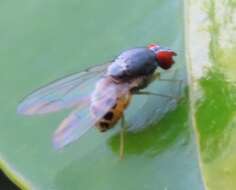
[{"xmin": 0, "ymin": 170, "xmax": 19, "ymax": 190}]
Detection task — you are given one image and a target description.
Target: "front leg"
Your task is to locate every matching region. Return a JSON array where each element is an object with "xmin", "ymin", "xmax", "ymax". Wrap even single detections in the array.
[
  {"xmin": 152, "ymin": 71, "xmax": 183, "ymax": 83},
  {"xmin": 134, "ymin": 91, "xmax": 180, "ymax": 101},
  {"xmin": 150, "ymin": 72, "xmax": 183, "ymax": 97}
]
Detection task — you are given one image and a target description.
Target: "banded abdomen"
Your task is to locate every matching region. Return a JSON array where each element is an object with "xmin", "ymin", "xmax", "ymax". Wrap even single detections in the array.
[
  {"xmin": 96, "ymin": 94, "xmax": 131, "ymax": 132},
  {"xmin": 90, "ymin": 77, "xmax": 131, "ymax": 132}
]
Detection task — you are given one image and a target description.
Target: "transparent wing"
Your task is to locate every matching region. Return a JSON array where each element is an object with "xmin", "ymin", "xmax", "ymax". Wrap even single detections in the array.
[
  {"xmin": 17, "ymin": 63, "xmax": 110, "ymax": 115},
  {"xmin": 53, "ymin": 79, "xmax": 130, "ymax": 149}
]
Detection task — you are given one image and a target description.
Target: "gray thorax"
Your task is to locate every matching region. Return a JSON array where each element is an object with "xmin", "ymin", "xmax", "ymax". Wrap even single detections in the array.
[{"xmin": 107, "ymin": 48, "xmax": 158, "ymax": 80}]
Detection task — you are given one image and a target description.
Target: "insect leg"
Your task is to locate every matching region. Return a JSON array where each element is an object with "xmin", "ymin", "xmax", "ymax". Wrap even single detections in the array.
[
  {"xmin": 158, "ymin": 78, "xmax": 183, "ymax": 83},
  {"xmin": 151, "ymin": 71, "xmax": 183, "ymax": 97},
  {"xmin": 152, "ymin": 72, "xmax": 183, "ymax": 83},
  {"xmin": 134, "ymin": 91, "xmax": 180, "ymax": 101},
  {"xmin": 120, "ymin": 115, "xmax": 128, "ymax": 160},
  {"xmin": 159, "ymin": 78, "xmax": 183, "ymax": 98}
]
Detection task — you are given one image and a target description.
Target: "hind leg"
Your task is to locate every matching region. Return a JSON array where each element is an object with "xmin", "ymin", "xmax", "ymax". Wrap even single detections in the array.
[{"xmin": 120, "ymin": 115, "xmax": 128, "ymax": 160}]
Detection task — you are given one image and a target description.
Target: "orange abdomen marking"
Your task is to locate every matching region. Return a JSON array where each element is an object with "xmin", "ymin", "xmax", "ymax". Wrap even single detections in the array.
[
  {"xmin": 90, "ymin": 77, "xmax": 132, "ymax": 132},
  {"xmin": 95, "ymin": 94, "xmax": 131, "ymax": 132}
]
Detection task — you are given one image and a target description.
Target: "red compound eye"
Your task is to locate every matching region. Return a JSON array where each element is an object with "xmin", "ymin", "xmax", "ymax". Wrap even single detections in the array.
[
  {"xmin": 156, "ymin": 50, "xmax": 177, "ymax": 70},
  {"xmin": 148, "ymin": 43, "xmax": 177, "ymax": 69}
]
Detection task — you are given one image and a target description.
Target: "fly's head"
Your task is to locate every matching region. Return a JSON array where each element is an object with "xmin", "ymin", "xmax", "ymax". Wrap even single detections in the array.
[{"xmin": 148, "ymin": 44, "xmax": 177, "ymax": 70}]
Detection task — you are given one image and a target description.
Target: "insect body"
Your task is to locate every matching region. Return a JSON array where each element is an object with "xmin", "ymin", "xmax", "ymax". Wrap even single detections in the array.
[
  {"xmin": 17, "ymin": 43, "xmax": 177, "ymax": 151},
  {"xmin": 92, "ymin": 45, "xmax": 176, "ymax": 132}
]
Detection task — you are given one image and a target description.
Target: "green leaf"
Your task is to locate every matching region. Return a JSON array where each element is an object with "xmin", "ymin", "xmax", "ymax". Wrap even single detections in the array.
[
  {"xmin": 187, "ymin": 0, "xmax": 236, "ymax": 189},
  {"xmin": 0, "ymin": 0, "xmax": 235, "ymax": 189}
]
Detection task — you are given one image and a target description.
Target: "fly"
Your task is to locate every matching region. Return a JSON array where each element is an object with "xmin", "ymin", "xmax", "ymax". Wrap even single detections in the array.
[{"xmin": 17, "ymin": 43, "xmax": 178, "ymax": 159}]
